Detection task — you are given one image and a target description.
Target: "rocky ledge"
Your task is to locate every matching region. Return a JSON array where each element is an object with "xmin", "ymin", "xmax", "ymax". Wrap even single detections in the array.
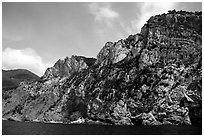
[{"xmin": 2, "ymin": 10, "xmax": 202, "ymax": 125}]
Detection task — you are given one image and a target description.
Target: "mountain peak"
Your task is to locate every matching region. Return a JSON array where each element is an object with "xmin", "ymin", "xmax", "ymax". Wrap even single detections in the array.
[
  {"xmin": 96, "ymin": 10, "xmax": 202, "ymax": 68},
  {"xmin": 42, "ymin": 55, "xmax": 96, "ymax": 80},
  {"xmin": 3, "ymin": 10, "xmax": 202, "ymax": 126}
]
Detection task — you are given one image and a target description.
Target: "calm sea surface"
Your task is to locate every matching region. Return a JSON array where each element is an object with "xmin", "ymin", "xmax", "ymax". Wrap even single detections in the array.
[{"xmin": 2, "ymin": 120, "xmax": 202, "ymax": 135}]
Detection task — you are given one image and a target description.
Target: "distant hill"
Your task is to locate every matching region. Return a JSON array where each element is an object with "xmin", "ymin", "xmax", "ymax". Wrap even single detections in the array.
[{"xmin": 2, "ymin": 69, "xmax": 40, "ymax": 91}]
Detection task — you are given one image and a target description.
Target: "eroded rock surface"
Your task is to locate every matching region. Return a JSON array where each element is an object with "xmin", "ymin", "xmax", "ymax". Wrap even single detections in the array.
[{"xmin": 2, "ymin": 10, "xmax": 202, "ymax": 125}]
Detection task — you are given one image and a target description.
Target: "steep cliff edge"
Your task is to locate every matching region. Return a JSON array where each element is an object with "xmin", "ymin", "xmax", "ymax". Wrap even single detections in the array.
[{"xmin": 2, "ymin": 10, "xmax": 202, "ymax": 125}]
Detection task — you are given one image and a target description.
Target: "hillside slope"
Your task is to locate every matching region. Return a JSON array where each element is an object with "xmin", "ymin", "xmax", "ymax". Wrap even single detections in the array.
[{"xmin": 2, "ymin": 69, "xmax": 40, "ymax": 91}]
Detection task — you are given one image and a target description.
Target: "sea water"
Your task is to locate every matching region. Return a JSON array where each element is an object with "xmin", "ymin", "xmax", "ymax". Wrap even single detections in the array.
[{"xmin": 2, "ymin": 120, "xmax": 202, "ymax": 135}]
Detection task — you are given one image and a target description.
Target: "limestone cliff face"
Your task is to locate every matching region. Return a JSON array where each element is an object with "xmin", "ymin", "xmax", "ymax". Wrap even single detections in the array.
[
  {"xmin": 96, "ymin": 40, "xmax": 130, "ymax": 65},
  {"xmin": 139, "ymin": 10, "xmax": 201, "ymax": 67},
  {"xmin": 42, "ymin": 56, "xmax": 96, "ymax": 80},
  {"xmin": 96, "ymin": 34, "xmax": 144, "ymax": 66},
  {"xmin": 2, "ymin": 10, "xmax": 202, "ymax": 125},
  {"xmin": 97, "ymin": 10, "xmax": 201, "ymax": 68}
]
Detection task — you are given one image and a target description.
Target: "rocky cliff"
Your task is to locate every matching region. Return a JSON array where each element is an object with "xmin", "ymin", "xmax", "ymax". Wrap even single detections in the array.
[
  {"xmin": 42, "ymin": 55, "xmax": 96, "ymax": 80},
  {"xmin": 2, "ymin": 10, "xmax": 202, "ymax": 125}
]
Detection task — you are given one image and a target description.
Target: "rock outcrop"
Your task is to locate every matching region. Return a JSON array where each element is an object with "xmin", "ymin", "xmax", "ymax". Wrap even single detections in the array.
[
  {"xmin": 96, "ymin": 33, "xmax": 144, "ymax": 66},
  {"xmin": 42, "ymin": 56, "xmax": 96, "ymax": 80},
  {"xmin": 2, "ymin": 10, "xmax": 202, "ymax": 125}
]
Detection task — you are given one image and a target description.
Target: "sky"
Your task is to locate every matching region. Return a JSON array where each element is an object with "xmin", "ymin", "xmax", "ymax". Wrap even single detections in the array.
[{"xmin": 2, "ymin": 2, "xmax": 202, "ymax": 76}]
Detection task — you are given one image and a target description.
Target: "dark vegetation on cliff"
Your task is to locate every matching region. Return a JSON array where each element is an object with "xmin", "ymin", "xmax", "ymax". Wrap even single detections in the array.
[
  {"xmin": 2, "ymin": 10, "xmax": 202, "ymax": 125},
  {"xmin": 2, "ymin": 69, "xmax": 40, "ymax": 91}
]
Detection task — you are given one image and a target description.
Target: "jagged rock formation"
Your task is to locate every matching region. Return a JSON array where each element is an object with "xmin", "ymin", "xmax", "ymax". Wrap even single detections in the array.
[
  {"xmin": 96, "ymin": 34, "xmax": 144, "ymax": 66},
  {"xmin": 2, "ymin": 10, "xmax": 202, "ymax": 125},
  {"xmin": 42, "ymin": 55, "xmax": 96, "ymax": 80}
]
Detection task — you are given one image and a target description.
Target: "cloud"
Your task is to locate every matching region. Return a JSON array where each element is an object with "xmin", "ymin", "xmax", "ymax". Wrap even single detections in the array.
[
  {"xmin": 2, "ymin": 48, "xmax": 52, "ymax": 76},
  {"xmin": 88, "ymin": 3, "xmax": 124, "ymax": 44},
  {"xmin": 88, "ymin": 3, "xmax": 119, "ymax": 27},
  {"xmin": 135, "ymin": 2, "xmax": 177, "ymax": 32},
  {"xmin": 120, "ymin": 2, "xmax": 177, "ymax": 35}
]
